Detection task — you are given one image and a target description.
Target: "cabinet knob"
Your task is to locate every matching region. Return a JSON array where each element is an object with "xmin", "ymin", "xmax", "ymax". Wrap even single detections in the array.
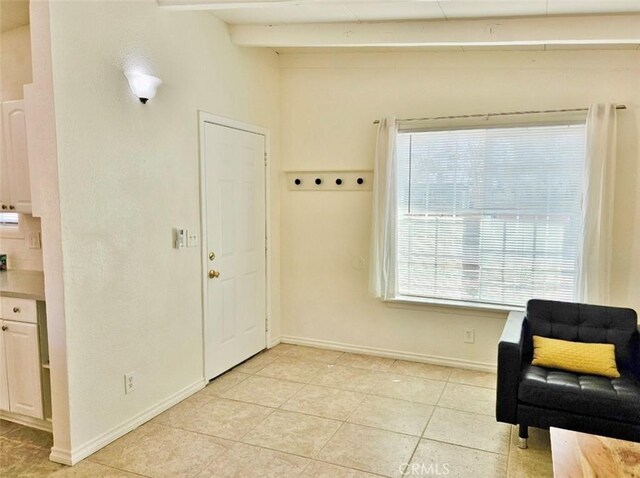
[
  {"xmin": 8, "ymin": 205, "xmax": 14, "ymax": 210},
  {"xmin": 1, "ymin": 326, "xmax": 7, "ymax": 331},
  {"xmin": 12, "ymin": 307, "xmax": 20, "ymax": 313},
  {"xmin": 1, "ymin": 204, "xmax": 6, "ymax": 210}
]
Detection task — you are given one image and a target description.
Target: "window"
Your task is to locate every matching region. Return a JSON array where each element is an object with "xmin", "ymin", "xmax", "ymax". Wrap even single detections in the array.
[
  {"xmin": 396, "ymin": 122, "xmax": 586, "ymax": 308},
  {"xmin": 0, "ymin": 213, "xmax": 19, "ymax": 226}
]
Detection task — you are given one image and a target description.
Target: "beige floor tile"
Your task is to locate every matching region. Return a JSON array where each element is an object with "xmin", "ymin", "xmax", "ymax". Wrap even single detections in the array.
[
  {"xmin": 509, "ymin": 426, "xmax": 551, "ymax": 453},
  {"xmin": 311, "ymin": 365, "xmax": 384, "ymax": 393},
  {"xmin": 437, "ymin": 382, "xmax": 496, "ymax": 416},
  {"xmin": 199, "ymin": 370, "xmax": 251, "ymax": 397},
  {"xmin": 242, "ymin": 410, "xmax": 341, "ymax": 458},
  {"xmin": 45, "ymin": 461, "xmax": 140, "ymax": 477},
  {"xmin": 507, "ymin": 426, "xmax": 552, "ymax": 477},
  {"xmin": 448, "ymin": 368, "xmax": 497, "ymax": 389},
  {"xmin": 3, "ymin": 425, "xmax": 53, "ymax": 449},
  {"xmin": 234, "ymin": 351, "xmax": 279, "ymax": 374},
  {"xmin": 303, "ymin": 460, "xmax": 380, "ymax": 477},
  {"xmin": 372, "ymin": 373, "xmax": 446, "ymax": 405},
  {"xmin": 348, "ymin": 395, "xmax": 434, "ymax": 436},
  {"xmin": 423, "ymin": 408, "xmax": 511, "ymax": 455},
  {"xmin": 507, "ymin": 451, "xmax": 553, "ymax": 478},
  {"xmin": 282, "ymin": 384, "xmax": 364, "ymax": 420},
  {"xmin": 278, "ymin": 345, "xmax": 344, "ymax": 364},
  {"xmin": 317, "ymin": 423, "xmax": 419, "ymax": 478},
  {"xmin": 0, "ymin": 437, "xmax": 56, "ymax": 477},
  {"xmin": 256, "ymin": 357, "xmax": 327, "ymax": 383},
  {"xmin": 155, "ymin": 397, "xmax": 273, "ymax": 440},
  {"xmin": 410, "ymin": 439, "xmax": 507, "ymax": 478},
  {"xmin": 336, "ymin": 353, "xmax": 395, "ymax": 371},
  {"xmin": 269, "ymin": 343, "xmax": 299, "ymax": 355},
  {"xmin": 198, "ymin": 442, "xmax": 310, "ymax": 477},
  {"xmin": 89, "ymin": 422, "xmax": 233, "ymax": 477},
  {"xmin": 221, "ymin": 375, "xmax": 304, "ymax": 407},
  {"xmin": 390, "ymin": 360, "xmax": 453, "ymax": 381},
  {"xmin": 0, "ymin": 419, "xmax": 21, "ymax": 437}
]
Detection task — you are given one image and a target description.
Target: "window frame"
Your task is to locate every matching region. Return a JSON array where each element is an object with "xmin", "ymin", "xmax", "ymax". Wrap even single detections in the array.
[{"xmin": 391, "ymin": 114, "xmax": 587, "ymax": 310}]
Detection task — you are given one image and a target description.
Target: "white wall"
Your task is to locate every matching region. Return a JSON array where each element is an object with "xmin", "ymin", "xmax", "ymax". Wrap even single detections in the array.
[
  {"xmin": 279, "ymin": 50, "xmax": 640, "ymax": 368},
  {"xmin": 47, "ymin": 1, "xmax": 280, "ymax": 460},
  {"xmin": 1, "ymin": 214, "xmax": 43, "ymax": 270},
  {"xmin": 1, "ymin": 25, "xmax": 32, "ymax": 101}
]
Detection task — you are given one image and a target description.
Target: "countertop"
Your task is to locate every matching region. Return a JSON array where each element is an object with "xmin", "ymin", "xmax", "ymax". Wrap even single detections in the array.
[{"xmin": 0, "ymin": 270, "xmax": 45, "ymax": 301}]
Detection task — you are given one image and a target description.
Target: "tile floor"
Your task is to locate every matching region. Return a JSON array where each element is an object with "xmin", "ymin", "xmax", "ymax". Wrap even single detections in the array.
[{"xmin": 0, "ymin": 344, "xmax": 554, "ymax": 477}]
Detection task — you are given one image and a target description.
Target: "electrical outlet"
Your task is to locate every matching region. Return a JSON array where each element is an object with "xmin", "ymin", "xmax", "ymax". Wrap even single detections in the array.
[
  {"xmin": 187, "ymin": 229, "xmax": 199, "ymax": 248},
  {"xmin": 464, "ymin": 328, "xmax": 475, "ymax": 344},
  {"xmin": 28, "ymin": 232, "xmax": 41, "ymax": 249},
  {"xmin": 124, "ymin": 372, "xmax": 136, "ymax": 394}
]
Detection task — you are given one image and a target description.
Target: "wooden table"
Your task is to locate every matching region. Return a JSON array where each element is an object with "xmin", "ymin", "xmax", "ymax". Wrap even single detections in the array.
[{"xmin": 550, "ymin": 427, "xmax": 640, "ymax": 477}]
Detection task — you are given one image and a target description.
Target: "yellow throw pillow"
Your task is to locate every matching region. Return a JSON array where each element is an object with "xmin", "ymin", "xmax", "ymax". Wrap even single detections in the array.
[{"xmin": 531, "ymin": 335, "xmax": 620, "ymax": 379}]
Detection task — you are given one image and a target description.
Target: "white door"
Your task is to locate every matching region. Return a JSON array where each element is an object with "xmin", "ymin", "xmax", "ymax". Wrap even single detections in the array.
[
  {"xmin": 203, "ymin": 121, "xmax": 267, "ymax": 381},
  {"xmin": 3, "ymin": 320, "xmax": 43, "ymax": 418},
  {"xmin": 0, "ymin": 321, "xmax": 10, "ymax": 411}
]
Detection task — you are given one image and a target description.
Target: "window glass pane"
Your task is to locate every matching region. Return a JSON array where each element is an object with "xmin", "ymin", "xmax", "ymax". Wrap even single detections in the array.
[{"xmin": 396, "ymin": 123, "xmax": 586, "ymax": 307}]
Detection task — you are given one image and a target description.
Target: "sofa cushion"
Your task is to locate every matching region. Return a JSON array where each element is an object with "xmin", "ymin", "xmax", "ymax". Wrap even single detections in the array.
[{"xmin": 518, "ymin": 365, "xmax": 640, "ymax": 423}]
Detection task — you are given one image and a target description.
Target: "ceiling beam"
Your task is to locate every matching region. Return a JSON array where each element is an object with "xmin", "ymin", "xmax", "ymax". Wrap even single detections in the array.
[{"xmin": 229, "ymin": 15, "xmax": 640, "ymax": 48}]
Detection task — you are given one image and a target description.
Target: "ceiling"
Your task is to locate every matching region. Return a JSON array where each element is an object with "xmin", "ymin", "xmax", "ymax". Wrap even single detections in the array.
[
  {"xmin": 1, "ymin": 0, "xmax": 29, "ymax": 33},
  {"xmin": 196, "ymin": 0, "xmax": 640, "ymax": 25}
]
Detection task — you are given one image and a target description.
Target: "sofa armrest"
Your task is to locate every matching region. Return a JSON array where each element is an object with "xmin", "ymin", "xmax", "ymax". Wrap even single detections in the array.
[{"xmin": 496, "ymin": 310, "xmax": 527, "ymax": 424}]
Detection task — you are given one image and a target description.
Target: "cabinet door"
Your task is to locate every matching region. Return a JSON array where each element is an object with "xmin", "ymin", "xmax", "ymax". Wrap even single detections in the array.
[
  {"xmin": 3, "ymin": 321, "xmax": 43, "ymax": 418},
  {"xmin": 0, "ymin": 321, "xmax": 9, "ymax": 412},
  {"xmin": 2, "ymin": 101, "xmax": 31, "ymax": 213}
]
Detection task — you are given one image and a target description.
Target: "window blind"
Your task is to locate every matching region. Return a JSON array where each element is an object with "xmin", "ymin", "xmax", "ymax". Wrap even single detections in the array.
[
  {"xmin": 0, "ymin": 213, "xmax": 19, "ymax": 225},
  {"xmin": 396, "ymin": 123, "xmax": 586, "ymax": 307}
]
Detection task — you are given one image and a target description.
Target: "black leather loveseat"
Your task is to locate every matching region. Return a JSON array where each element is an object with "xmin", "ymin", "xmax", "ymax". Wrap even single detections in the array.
[{"xmin": 496, "ymin": 299, "xmax": 640, "ymax": 447}]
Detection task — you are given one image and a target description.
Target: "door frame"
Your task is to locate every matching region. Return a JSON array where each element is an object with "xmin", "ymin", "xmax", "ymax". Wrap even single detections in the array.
[{"xmin": 198, "ymin": 111, "xmax": 272, "ymax": 381}]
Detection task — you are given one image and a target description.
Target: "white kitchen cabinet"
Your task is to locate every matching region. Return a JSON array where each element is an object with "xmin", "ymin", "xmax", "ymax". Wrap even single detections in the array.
[
  {"xmin": 1, "ymin": 319, "xmax": 43, "ymax": 419},
  {"xmin": 0, "ymin": 325, "xmax": 9, "ymax": 412},
  {"xmin": 1, "ymin": 100, "xmax": 32, "ymax": 214}
]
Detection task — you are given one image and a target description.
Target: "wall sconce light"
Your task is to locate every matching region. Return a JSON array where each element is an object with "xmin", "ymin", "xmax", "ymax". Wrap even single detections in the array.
[{"xmin": 124, "ymin": 72, "xmax": 162, "ymax": 104}]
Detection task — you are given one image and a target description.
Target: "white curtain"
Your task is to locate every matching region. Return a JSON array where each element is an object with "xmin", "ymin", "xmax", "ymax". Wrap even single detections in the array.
[
  {"xmin": 369, "ymin": 117, "xmax": 398, "ymax": 300},
  {"xmin": 577, "ymin": 104, "xmax": 618, "ymax": 304}
]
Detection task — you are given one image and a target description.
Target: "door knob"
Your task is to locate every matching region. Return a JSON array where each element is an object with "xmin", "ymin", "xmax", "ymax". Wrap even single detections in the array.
[
  {"xmin": 209, "ymin": 252, "xmax": 216, "ymax": 261},
  {"xmin": 208, "ymin": 270, "xmax": 221, "ymax": 279}
]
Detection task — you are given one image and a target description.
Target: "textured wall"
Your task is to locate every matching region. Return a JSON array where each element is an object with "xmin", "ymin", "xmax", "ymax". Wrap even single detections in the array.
[
  {"xmin": 48, "ymin": 1, "xmax": 280, "ymax": 455},
  {"xmin": 279, "ymin": 50, "xmax": 640, "ymax": 367}
]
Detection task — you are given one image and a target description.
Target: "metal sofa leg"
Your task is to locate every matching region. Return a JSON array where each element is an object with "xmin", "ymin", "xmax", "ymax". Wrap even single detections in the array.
[{"xmin": 518, "ymin": 424, "xmax": 529, "ymax": 449}]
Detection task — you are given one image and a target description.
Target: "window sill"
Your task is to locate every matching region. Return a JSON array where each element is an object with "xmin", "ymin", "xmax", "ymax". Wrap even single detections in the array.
[{"xmin": 386, "ymin": 295, "xmax": 524, "ymax": 315}]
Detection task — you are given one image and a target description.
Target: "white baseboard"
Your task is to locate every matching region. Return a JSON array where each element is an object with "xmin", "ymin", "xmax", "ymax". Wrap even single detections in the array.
[
  {"xmin": 50, "ymin": 378, "xmax": 205, "ymax": 466},
  {"xmin": 280, "ymin": 335, "xmax": 496, "ymax": 372},
  {"xmin": 268, "ymin": 336, "xmax": 282, "ymax": 348},
  {"xmin": 0, "ymin": 410, "xmax": 52, "ymax": 432}
]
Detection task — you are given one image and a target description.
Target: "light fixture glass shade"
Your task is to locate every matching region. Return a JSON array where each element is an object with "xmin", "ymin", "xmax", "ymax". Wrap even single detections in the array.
[{"xmin": 124, "ymin": 72, "xmax": 162, "ymax": 103}]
